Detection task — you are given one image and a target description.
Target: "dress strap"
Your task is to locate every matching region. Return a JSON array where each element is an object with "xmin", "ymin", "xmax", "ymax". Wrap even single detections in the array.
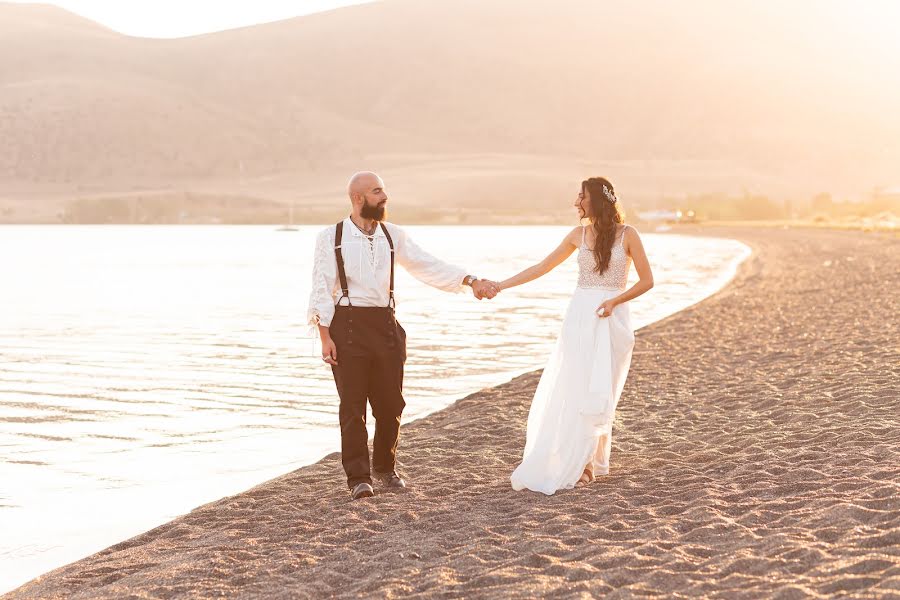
[
  {"xmin": 581, "ymin": 225, "xmax": 587, "ymax": 248},
  {"xmin": 619, "ymin": 224, "xmax": 629, "ymax": 247}
]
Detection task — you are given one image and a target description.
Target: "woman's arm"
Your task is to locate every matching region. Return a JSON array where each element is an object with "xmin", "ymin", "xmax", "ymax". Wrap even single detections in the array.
[
  {"xmin": 498, "ymin": 227, "xmax": 580, "ymax": 291},
  {"xmin": 597, "ymin": 226, "xmax": 654, "ymax": 317}
]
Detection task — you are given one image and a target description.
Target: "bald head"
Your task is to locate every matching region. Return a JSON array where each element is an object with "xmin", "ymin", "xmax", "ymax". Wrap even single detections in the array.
[
  {"xmin": 347, "ymin": 171, "xmax": 383, "ymax": 198},
  {"xmin": 347, "ymin": 171, "xmax": 389, "ymax": 222}
]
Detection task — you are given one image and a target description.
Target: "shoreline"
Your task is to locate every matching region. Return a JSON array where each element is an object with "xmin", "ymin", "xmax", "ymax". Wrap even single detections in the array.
[
  {"xmin": 6, "ymin": 226, "xmax": 899, "ymax": 598},
  {"xmin": 0, "ymin": 227, "xmax": 746, "ymax": 596}
]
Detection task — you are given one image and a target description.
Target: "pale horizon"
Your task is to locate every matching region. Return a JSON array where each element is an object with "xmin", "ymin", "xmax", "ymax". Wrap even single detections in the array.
[{"xmin": 4, "ymin": 0, "xmax": 378, "ymax": 37}]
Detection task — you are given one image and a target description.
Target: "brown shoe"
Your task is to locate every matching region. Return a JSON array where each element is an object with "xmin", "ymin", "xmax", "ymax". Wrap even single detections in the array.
[
  {"xmin": 350, "ymin": 482, "xmax": 375, "ymax": 500},
  {"xmin": 373, "ymin": 470, "xmax": 406, "ymax": 489}
]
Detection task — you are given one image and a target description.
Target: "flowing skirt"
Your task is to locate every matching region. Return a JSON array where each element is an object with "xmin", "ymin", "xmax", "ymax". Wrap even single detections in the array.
[{"xmin": 510, "ymin": 287, "xmax": 635, "ymax": 495}]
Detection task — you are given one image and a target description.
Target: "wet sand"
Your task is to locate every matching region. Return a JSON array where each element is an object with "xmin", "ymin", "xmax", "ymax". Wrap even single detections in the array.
[{"xmin": 6, "ymin": 226, "xmax": 899, "ymax": 599}]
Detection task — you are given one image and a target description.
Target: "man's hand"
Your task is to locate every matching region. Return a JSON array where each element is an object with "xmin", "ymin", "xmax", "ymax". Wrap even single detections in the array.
[
  {"xmin": 318, "ymin": 325, "xmax": 338, "ymax": 366},
  {"xmin": 321, "ymin": 337, "xmax": 338, "ymax": 365},
  {"xmin": 472, "ymin": 279, "xmax": 500, "ymax": 300}
]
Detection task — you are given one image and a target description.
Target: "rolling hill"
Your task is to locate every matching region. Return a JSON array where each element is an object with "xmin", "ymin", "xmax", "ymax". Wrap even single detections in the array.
[{"xmin": 2, "ymin": 0, "xmax": 898, "ymax": 222}]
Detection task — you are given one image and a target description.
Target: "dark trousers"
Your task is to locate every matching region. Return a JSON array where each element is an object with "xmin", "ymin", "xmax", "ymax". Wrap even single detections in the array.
[{"xmin": 329, "ymin": 305, "xmax": 407, "ymax": 488}]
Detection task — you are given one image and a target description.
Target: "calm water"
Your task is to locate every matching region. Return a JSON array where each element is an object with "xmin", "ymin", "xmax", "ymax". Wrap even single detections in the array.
[{"xmin": 0, "ymin": 225, "xmax": 749, "ymax": 593}]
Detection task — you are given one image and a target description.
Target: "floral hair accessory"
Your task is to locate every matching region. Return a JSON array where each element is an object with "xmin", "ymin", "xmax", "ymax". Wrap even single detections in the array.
[{"xmin": 602, "ymin": 184, "xmax": 617, "ymax": 204}]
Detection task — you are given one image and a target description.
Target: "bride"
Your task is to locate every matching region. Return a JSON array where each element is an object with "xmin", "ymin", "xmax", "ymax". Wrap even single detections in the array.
[{"xmin": 493, "ymin": 177, "xmax": 654, "ymax": 494}]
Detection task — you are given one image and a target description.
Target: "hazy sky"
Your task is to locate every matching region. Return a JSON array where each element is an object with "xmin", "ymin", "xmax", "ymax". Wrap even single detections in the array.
[{"xmin": 9, "ymin": 0, "xmax": 378, "ymax": 37}]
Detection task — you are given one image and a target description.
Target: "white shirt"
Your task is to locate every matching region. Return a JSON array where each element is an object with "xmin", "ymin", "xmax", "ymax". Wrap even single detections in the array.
[{"xmin": 306, "ymin": 218, "xmax": 469, "ymax": 330}]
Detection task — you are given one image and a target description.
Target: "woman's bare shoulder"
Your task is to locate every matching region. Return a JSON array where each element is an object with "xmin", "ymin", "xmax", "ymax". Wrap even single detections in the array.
[
  {"xmin": 564, "ymin": 225, "xmax": 583, "ymax": 246},
  {"xmin": 622, "ymin": 223, "xmax": 641, "ymax": 238}
]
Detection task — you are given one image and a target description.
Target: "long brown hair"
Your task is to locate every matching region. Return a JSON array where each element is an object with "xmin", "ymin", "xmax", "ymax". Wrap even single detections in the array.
[{"xmin": 583, "ymin": 177, "xmax": 624, "ymax": 274}]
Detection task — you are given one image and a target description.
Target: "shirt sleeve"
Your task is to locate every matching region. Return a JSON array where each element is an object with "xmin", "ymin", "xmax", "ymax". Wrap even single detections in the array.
[
  {"xmin": 306, "ymin": 228, "xmax": 338, "ymax": 334},
  {"xmin": 394, "ymin": 226, "xmax": 468, "ymax": 293}
]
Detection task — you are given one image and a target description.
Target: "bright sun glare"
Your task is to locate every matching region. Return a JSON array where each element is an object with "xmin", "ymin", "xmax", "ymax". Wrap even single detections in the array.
[{"xmin": 8, "ymin": 0, "xmax": 377, "ymax": 38}]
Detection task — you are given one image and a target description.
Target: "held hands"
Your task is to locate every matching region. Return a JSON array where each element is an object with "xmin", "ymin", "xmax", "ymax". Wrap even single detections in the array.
[{"xmin": 472, "ymin": 279, "xmax": 501, "ymax": 300}]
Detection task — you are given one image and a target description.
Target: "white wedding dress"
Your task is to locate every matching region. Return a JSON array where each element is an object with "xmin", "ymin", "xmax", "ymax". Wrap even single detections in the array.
[{"xmin": 511, "ymin": 225, "xmax": 636, "ymax": 494}]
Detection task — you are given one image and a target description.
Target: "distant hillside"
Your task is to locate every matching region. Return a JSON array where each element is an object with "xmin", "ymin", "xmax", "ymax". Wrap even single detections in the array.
[{"xmin": 2, "ymin": 0, "xmax": 899, "ymax": 222}]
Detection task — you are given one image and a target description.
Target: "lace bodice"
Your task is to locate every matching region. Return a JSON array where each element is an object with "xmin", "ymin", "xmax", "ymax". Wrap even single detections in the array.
[{"xmin": 577, "ymin": 225, "xmax": 632, "ymax": 290}]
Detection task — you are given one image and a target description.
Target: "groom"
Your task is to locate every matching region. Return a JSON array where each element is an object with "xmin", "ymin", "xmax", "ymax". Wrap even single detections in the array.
[{"xmin": 307, "ymin": 172, "xmax": 499, "ymax": 499}]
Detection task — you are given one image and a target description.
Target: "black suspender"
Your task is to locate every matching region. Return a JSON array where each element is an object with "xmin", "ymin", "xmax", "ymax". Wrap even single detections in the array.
[
  {"xmin": 333, "ymin": 220, "xmax": 396, "ymax": 309},
  {"xmin": 379, "ymin": 222, "xmax": 396, "ymax": 308},
  {"xmin": 334, "ymin": 220, "xmax": 350, "ymax": 306}
]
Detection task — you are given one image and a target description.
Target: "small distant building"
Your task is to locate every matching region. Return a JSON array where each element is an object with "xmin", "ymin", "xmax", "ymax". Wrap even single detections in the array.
[
  {"xmin": 636, "ymin": 209, "xmax": 696, "ymax": 224},
  {"xmin": 637, "ymin": 209, "xmax": 681, "ymax": 223}
]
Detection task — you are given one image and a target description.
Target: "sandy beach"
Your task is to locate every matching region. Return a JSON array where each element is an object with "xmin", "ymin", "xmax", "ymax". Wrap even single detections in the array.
[{"xmin": 6, "ymin": 226, "xmax": 899, "ymax": 599}]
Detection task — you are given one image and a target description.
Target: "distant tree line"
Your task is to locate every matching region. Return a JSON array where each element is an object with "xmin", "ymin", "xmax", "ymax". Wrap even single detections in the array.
[{"xmin": 668, "ymin": 190, "xmax": 900, "ymax": 222}]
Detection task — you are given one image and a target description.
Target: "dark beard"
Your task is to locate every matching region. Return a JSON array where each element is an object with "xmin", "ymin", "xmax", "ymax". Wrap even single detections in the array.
[{"xmin": 360, "ymin": 201, "xmax": 386, "ymax": 221}]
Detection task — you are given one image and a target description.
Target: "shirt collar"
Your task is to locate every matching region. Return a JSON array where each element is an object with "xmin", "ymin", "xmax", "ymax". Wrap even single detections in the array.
[{"xmin": 345, "ymin": 217, "xmax": 386, "ymax": 238}]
